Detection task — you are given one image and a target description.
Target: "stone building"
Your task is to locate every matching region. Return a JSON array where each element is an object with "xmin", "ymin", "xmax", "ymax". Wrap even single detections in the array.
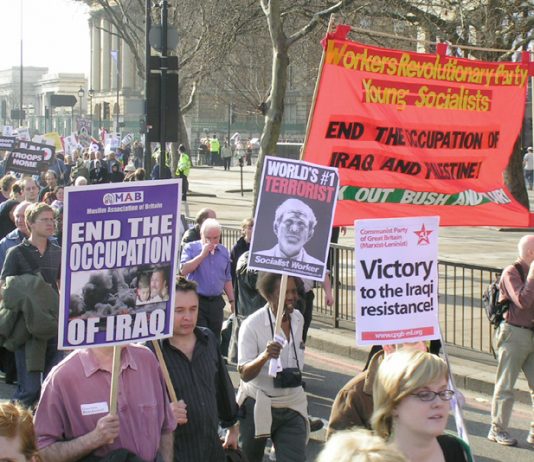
[{"xmin": 0, "ymin": 67, "xmax": 86, "ymax": 134}]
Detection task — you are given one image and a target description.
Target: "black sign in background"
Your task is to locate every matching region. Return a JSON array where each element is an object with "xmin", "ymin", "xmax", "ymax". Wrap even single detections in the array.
[
  {"xmin": 17, "ymin": 141, "xmax": 55, "ymax": 162},
  {"xmin": 4, "ymin": 149, "xmax": 48, "ymax": 175},
  {"xmin": 0, "ymin": 136, "xmax": 17, "ymax": 151}
]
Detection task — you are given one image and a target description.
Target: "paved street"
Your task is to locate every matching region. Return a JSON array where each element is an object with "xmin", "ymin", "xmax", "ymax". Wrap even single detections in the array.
[{"xmin": 302, "ymin": 345, "xmax": 534, "ymax": 462}]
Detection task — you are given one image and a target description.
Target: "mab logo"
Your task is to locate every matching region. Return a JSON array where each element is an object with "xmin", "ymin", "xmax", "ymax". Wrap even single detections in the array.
[{"xmin": 103, "ymin": 191, "xmax": 144, "ymax": 206}]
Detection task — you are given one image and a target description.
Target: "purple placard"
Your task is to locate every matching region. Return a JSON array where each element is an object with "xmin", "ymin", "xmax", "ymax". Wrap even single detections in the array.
[
  {"xmin": 248, "ymin": 156, "xmax": 339, "ymax": 281},
  {"xmin": 58, "ymin": 180, "xmax": 181, "ymax": 349}
]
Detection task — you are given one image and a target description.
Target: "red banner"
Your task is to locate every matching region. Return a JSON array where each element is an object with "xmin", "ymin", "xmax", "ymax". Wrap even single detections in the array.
[{"xmin": 302, "ymin": 29, "xmax": 532, "ymax": 227}]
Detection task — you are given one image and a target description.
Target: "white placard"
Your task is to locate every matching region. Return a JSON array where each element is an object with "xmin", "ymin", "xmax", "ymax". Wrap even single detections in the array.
[{"xmin": 355, "ymin": 216, "xmax": 440, "ymax": 345}]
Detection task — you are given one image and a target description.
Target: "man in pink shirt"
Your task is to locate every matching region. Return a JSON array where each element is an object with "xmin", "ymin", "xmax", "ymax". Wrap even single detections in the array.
[{"xmin": 34, "ymin": 344, "xmax": 177, "ymax": 462}]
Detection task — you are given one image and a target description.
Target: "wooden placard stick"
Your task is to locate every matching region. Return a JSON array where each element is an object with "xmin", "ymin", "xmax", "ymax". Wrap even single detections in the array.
[
  {"xmin": 152, "ymin": 340, "xmax": 178, "ymax": 402},
  {"xmin": 109, "ymin": 345, "xmax": 122, "ymax": 415},
  {"xmin": 273, "ymin": 274, "xmax": 288, "ymax": 336}
]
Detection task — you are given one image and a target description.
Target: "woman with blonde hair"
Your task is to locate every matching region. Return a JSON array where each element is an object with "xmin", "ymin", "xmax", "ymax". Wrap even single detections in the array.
[
  {"xmin": 316, "ymin": 429, "xmax": 407, "ymax": 462},
  {"xmin": 371, "ymin": 349, "xmax": 470, "ymax": 462},
  {"xmin": 0, "ymin": 402, "xmax": 41, "ymax": 461}
]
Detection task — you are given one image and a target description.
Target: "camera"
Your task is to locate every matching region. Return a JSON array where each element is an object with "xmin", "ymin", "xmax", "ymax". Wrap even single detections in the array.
[{"xmin": 273, "ymin": 368, "xmax": 302, "ymax": 388}]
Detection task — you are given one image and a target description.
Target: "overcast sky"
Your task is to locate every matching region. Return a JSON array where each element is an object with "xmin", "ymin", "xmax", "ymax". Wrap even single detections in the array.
[{"xmin": 0, "ymin": 0, "xmax": 90, "ymax": 75}]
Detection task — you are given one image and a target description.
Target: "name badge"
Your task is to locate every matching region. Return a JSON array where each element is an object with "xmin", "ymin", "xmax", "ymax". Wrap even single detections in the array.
[{"xmin": 81, "ymin": 402, "xmax": 109, "ymax": 416}]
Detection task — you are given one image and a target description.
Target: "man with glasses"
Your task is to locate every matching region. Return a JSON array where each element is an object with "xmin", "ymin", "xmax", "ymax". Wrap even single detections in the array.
[
  {"xmin": 0, "ymin": 201, "xmax": 31, "ymax": 268},
  {"xmin": 0, "ymin": 203, "xmax": 62, "ymax": 407}
]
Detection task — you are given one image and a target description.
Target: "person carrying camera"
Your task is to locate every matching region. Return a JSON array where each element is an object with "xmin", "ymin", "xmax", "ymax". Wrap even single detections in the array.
[{"xmin": 237, "ymin": 272, "xmax": 308, "ymax": 462}]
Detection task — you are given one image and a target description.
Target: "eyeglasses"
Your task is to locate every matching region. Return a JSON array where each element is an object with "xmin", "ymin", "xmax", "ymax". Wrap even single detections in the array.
[
  {"xmin": 410, "ymin": 389, "xmax": 455, "ymax": 402},
  {"xmin": 35, "ymin": 218, "xmax": 55, "ymax": 224}
]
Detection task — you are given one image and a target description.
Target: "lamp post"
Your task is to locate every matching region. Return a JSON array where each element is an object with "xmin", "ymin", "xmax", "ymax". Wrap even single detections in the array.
[
  {"xmin": 19, "ymin": 0, "xmax": 24, "ymax": 128},
  {"xmin": 78, "ymin": 87, "xmax": 85, "ymax": 117},
  {"xmin": 88, "ymin": 88, "xmax": 95, "ymax": 136}
]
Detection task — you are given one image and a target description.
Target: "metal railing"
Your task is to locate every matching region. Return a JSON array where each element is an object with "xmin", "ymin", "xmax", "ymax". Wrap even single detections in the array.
[
  {"xmin": 313, "ymin": 248, "xmax": 501, "ymax": 355},
  {"xmin": 192, "ymin": 221, "xmax": 501, "ymax": 356}
]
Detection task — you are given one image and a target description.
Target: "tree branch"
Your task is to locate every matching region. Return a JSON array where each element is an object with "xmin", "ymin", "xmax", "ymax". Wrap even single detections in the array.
[{"xmin": 287, "ymin": 0, "xmax": 358, "ymax": 46}]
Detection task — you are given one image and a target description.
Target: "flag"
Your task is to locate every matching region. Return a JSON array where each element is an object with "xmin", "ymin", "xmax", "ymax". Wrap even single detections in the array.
[{"xmin": 302, "ymin": 26, "xmax": 533, "ymax": 227}]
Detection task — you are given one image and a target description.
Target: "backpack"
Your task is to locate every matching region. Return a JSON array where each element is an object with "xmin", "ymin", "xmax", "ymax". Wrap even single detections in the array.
[{"xmin": 482, "ymin": 262, "xmax": 524, "ymax": 328}]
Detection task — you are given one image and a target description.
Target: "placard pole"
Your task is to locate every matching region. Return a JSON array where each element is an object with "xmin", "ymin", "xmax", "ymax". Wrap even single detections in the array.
[
  {"xmin": 152, "ymin": 340, "xmax": 178, "ymax": 402},
  {"xmin": 109, "ymin": 345, "xmax": 122, "ymax": 415},
  {"xmin": 274, "ymin": 274, "xmax": 288, "ymax": 336}
]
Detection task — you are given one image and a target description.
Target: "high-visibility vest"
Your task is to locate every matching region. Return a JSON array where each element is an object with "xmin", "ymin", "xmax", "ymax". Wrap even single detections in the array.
[
  {"xmin": 209, "ymin": 138, "xmax": 220, "ymax": 152},
  {"xmin": 176, "ymin": 152, "xmax": 191, "ymax": 176}
]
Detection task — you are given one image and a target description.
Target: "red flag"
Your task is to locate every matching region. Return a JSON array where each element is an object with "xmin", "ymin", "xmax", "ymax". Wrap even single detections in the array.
[{"xmin": 303, "ymin": 27, "xmax": 531, "ymax": 227}]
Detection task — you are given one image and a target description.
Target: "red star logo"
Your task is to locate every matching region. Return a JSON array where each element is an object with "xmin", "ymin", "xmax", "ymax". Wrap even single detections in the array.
[{"xmin": 414, "ymin": 224, "xmax": 433, "ymax": 245}]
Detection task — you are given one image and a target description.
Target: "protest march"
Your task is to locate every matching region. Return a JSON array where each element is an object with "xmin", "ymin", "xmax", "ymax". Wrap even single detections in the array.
[{"xmin": 1, "ymin": 18, "xmax": 534, "ymax": 462}]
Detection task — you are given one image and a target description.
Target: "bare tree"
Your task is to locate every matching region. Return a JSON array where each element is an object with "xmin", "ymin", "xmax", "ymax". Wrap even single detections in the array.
[
  {"xmin": 75, "ymin": 0, "xmax": 256, "ymax": 157},
  {"xmin": 252, "ymin": 0, "xmax": 533, "ymax": 209},
  {"xmin": 253, "ymin": 0, "xmax": 361, "ymax": 208},
  {"xmin": 78, "ymin": 0, "xmax": 533, "ymax": 210}
]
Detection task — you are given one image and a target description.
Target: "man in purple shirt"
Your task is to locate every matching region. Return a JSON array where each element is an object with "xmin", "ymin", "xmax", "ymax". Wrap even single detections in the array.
[
  {"xmin": 180, "ymin": 218, "xmax": 235, "ymax": 338},
  {"xmin": 34, "ymin": 344, "xmax": 176, "ymax": 462}
]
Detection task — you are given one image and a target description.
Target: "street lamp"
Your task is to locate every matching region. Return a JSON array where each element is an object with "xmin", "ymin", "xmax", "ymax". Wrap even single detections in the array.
[
  {"xmin": 88, "ymin": 88, "xmax": 95, "ymax": 136},
  {"xmin": 77, "ymin": 87, "xmax": 85, "ymax": 117}
]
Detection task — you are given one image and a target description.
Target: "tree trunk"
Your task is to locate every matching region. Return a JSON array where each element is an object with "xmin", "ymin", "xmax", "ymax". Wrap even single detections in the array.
[
  {"xmin": 253, "ymin": 48, "xmax": 289, "ymax": 211},
  {"xmin": 504, "ymin": 137, "xmax": 529, "ymax": 210},
  {"xmin": 253, "ymin": 0, "xmax": 288, "ymax": 212}
]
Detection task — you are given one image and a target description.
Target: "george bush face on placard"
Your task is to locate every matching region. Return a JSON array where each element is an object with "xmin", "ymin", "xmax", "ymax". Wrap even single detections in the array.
[{"xmin": 273, "ymin": 199, "xmax": 316, "ymax": 258}]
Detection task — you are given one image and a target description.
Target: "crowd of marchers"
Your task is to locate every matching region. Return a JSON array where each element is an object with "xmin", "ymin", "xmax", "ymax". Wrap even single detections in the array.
[{"xmin": 0, "ymin": 150, "xmax": 532, "ymax": 461}]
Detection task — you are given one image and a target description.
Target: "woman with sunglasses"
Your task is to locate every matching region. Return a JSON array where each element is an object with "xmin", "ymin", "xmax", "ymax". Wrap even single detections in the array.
[{"xmin": 371, "ymin": 349, "xmax": 470, "ymax": 462}]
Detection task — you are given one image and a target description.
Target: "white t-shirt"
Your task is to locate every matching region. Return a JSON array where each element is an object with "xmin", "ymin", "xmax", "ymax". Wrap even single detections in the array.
[
  {"xmin": 524, "ymin": 152, "xmax": 534, "ymax": 170},
  {"xmin": 238, "ymin": 305, "xmax": 304, "ymax": 396}
]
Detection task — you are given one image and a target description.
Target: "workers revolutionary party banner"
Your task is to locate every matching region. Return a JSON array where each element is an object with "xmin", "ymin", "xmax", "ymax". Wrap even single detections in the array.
[
  {"xmin": 248, "ymin": 156, "xmax": 339, "ymax": 281},
  {"xmin": 302, "ymin": 26, "xmax": 533, "ymax": 226},
  {"xmin": 355, "ymin": 216, "xmax": 440, "ymax": 345},
  {"xmin": 58, "ymin": 180, "xmax": 181, "ymax": 349}
]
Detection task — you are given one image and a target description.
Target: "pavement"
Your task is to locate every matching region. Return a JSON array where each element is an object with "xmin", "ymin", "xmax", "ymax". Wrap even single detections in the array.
[{"xmin": 185, "ymin": 163, "xmax": 534, "ymax": 406}]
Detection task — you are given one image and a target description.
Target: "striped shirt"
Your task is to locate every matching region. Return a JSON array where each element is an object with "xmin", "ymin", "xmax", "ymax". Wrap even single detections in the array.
[{"xmin": 156, "ymin": 328, "xmax": 238, "ymax": 462}]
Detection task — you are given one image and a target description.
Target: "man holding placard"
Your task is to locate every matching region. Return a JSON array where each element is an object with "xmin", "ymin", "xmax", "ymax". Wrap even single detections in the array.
[
  {"xmin": 34, "ymin": 344, "xmax": 176, "ymax": 461},
  {"xmin": 237, "ymin": 272, "xmax": 308, "ymax": 462}
]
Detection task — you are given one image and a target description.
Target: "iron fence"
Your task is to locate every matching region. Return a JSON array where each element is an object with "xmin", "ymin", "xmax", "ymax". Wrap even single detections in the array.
[
  {"xmin": 313, "ymin": 247, "xmax": 501, "ymax": 355},
  {"xmin": 191, "ymin": 221, "xmax": 501, "ymax": 356}
]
